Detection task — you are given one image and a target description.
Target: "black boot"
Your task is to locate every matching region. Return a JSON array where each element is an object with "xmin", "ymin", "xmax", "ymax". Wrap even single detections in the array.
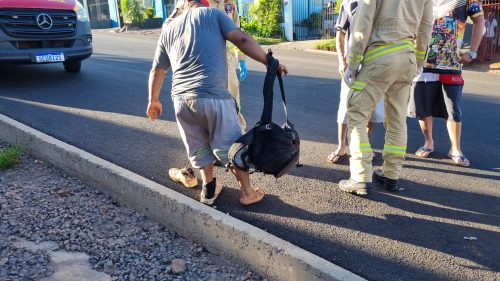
[{"xmin": 373, "ymin": 170, "xmax": 399, "ymax": 192}]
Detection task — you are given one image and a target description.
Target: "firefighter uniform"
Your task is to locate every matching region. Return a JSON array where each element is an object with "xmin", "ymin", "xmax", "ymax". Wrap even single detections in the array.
[
  {"xmin": 208, "ymin": 0, "xmax": 247, "ymax": 130},
  {"xmin": 344, "ymin": 0, "xmax": 433, "ymax": 184}
]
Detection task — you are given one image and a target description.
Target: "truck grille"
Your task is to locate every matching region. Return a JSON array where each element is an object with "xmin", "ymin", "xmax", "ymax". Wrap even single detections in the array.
[{"xmin": 0, "ymin": 9, "xmax": 77, "ymax": 38}]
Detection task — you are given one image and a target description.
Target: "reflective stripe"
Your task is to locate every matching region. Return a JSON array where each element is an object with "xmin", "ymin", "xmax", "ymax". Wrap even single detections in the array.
[
  {"xmin": 349, "ymin": 53, "xmax": 362, "ymax": 63},
  {"xmin": 416, "ymin": 49, "xmax": 426, "ymax": 60},
  {"xmin": 214, "ymin": 149, "xmax": 228, "ymax": 159},
  {"xmin": 363, "ymin": 40, "xmax": 415, "ymax": 63},
  {"xmin": 191, "ymin": 145, "xmax": 212, "ymax": 159},
  {"xmin": 360, "ymin": 143, "xmax": 372, "ymax": 152},
  {"xmin": 351, "ymin": 81, "xmax": 366, "ymax": 91},
  {"xmin": 384, "ymin": 144, "xmax": 406, "ymax": 155}
]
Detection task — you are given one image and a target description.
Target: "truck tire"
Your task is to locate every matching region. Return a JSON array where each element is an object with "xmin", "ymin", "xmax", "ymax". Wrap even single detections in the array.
[{"xmin": 64, "ymin": 60, "xmax": 81, "ymax": 73}]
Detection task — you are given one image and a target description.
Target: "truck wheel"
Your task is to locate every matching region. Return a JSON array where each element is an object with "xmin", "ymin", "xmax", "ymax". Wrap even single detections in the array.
[{"xmin": 64, "ymin": 60, "xmax": 81, "ymax": 73}]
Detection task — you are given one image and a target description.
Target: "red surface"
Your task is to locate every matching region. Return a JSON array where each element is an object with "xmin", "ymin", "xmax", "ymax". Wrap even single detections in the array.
[{"xmin": 0, "ymin": 0, "xmax": 76, "ymax": 10}]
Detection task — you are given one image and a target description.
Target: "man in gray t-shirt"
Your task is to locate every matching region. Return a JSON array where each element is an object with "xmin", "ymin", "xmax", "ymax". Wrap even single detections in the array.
[
  {"xmin": 152, "ymin": 6, "xmax": 234, "ymax": 99},
  {"xmin": 147, "ymin": 0, "xmax": 288, "ymax": 206}
]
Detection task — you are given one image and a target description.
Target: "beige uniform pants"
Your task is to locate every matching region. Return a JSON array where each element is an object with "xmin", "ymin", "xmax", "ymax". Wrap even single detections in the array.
[
  {"xmin": 347, "ymin": 51, "xmax": 416, "ymax": 182},
  {"xmin": 227, "ymin": 53, "xmax": 246, "ymax": 130}
]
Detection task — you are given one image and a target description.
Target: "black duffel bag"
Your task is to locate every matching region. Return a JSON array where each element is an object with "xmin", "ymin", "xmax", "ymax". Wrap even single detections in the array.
[{"xmin": 228, "ymin": 50, "xmax": 300, "ymax": 178}]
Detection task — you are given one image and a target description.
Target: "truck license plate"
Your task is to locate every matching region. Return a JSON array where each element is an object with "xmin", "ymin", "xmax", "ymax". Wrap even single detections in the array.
[{"xmin": 35, "ymin": 52, "xmax": 65, "ymax": 63}]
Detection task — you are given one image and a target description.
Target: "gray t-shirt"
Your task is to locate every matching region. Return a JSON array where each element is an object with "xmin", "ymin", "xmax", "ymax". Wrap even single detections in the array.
[{"xmin": 152, "ymin": 7, "xmax": 237, "ymax": 99}]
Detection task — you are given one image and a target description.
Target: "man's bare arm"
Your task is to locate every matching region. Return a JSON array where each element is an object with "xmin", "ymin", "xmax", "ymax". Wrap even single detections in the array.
[
  {"xmin": 146, "ymin": 67, "xmax": 166, "ymax": 120},
  {"xmin": 336, "ymin": 29, "xmax": 347, "ymax": 75},
  {"xmin": 148, "ymin": 68, "xmax": 166, "ymax": 102},
  {"xmin": 470, "ymin": 15, "xmax": 485, "ymax": 53},
  {"xmin": 225, "ymin": 29, "xmax": 288, "ymax": 75},
  {"xmin": 225, "ymin": 29, "xmax": 267, "ymax": 65}
]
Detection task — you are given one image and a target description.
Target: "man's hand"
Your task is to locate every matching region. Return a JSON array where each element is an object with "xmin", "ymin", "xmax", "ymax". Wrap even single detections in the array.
[
  {"xmin": 278, "ymin": 64, "xmax": 288, "ymax": 76},
  {"xmin": 238, "ymin": 60, "xmax": 247, "ymax": 81},
  {"xmin": 460, "ymin": 52, "xmax": 473, "ymax": 64},
  {"xmin": 338, "ymin": 59, "xmax": 348, "ymax": 77},
  {"xmin": 147, "ymin": 99, "xmax": 163, "ymax": 121}
]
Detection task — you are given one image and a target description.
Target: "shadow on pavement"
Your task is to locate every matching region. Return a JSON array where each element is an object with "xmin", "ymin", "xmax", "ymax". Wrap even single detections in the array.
[{"xmin": 1, "ymin": 53, "xmax": 499, "ymax": 281}]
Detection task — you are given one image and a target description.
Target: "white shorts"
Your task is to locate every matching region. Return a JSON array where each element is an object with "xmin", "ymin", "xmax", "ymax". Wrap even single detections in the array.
[
  {"xmin": 174, "ymin": 98, "xmax": 242, "ymax": 168},
  {"xmin": 337, "ymin": 78, "xmax": 384, "ymax": 124}
]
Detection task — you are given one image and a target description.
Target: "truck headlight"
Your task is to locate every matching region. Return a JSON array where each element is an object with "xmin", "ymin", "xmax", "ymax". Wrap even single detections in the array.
[{"xmin": 75, "ymin": 2, "xmax": 89, "ymax": 21}]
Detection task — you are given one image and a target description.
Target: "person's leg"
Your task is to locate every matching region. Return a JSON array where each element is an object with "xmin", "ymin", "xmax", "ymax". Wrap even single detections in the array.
[
  {"xmin": 381, "ymin": 53, "xmax": 415, "ymax": 181},
  {"xmin": 442, "ymin": 83, "xmax": 469, "ymax": 166},
  {"xmin": 409, "ymin": 81, "xmax": 443, "ymax": 158},
  {"xmin": 486, "ymin": 37, "xmax": 492, "ymax": 60},
  {"xmin": 230, "ymin": 166, "xmax": 265, "ymax": 205},
  {"xmin": 199, "ymin": 163, "xmax": 214, "ymax": 186},
  {"xmin": 209, "ymin": 98, "xmax": 265, "ymax": 205},
  {"xmin": 447, "ymin": 120, "xmax": 463, "ymax": 154},
  {"xmin": 327, "ymin": 123, "xmax": 348, "ymax": 163},
  {"xmin": 345, "ymin": 60, "xmax": 390, "ymax": 183},
  {"xmin": 368, "ymin": 98, "xmax": 384, "ymax": 137},
  {"xmin": 416, "ymin": 117, "xmax": 434, "ymax": 156},
  {"xmin": 328, "ymin": 79, "xmax": 350, "ymax": 163}
]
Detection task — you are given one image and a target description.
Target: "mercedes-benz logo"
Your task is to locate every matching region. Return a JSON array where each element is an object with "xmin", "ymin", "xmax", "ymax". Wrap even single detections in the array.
[{"xmin": 36, "ymin": 13, "xmax": 53, "ymax": 30}]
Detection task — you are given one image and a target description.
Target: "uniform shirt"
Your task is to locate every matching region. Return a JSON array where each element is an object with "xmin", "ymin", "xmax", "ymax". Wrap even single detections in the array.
[
  {"xmin": 422, "ymin": 0, "xmax": 483, "ymax": 74},
  {"xmin": 152, "ymin": 8, "xmax": 237, "ymax": 99},
  {"xmin": 335, "ymin": 0, "xmax": 358, "ymax": 57},
  {"xmin": 208, "ymin": 0, "xmax": 245, "ymax": 61},
  {"xmin": 348, "ymin": 0, "xmax": 433, "ymax": 76}
]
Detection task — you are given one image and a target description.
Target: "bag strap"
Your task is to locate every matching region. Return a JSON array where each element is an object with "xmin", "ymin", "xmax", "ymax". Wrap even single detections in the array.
[
  {"xmin": 260, "ymin": 50, "xmax": 289, "ymax": 124},
  {"xmin": 276, "ymin": 71, "xmax": 289, "ymax": 123}
]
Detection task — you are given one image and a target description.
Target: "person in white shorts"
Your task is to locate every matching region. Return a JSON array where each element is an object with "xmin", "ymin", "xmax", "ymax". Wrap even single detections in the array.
[{"xmin": 327, "ymin": 0, "xmax": 384, "ymax": 164}]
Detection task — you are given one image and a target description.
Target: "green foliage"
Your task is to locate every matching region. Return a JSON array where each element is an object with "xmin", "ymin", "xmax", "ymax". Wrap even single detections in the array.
[
  {"xmin": 120, "ymin": 0, "xmax": 129, "ymax": 18},
  {"xmin": 144, "ymin": 7, "xmax": 155, "ymax": 19},
  {"xmin": 314, "ymin": 38, "xmax": 337, "ymax": 51},
  {"xmin": 0, "ymin": 146, "xmax": 21, "ymax": 170},
  {"xmin": 242, "ymin": 0, "xmax": 283, "ymax": 38},
  {"xmin": 121, "ymin": 0, "xmax": 145, "ymax": 25}
]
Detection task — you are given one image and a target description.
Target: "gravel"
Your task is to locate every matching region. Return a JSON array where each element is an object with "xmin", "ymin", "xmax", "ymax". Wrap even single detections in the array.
[{"xmin": 0, "ymin": 141, "xmax": 266, "ymax": 281}]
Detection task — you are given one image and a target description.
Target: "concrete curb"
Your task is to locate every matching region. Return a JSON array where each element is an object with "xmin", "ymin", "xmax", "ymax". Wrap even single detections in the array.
[{"xmin": 0, "ymin": 114, "xmax": 366, "ymax": 281}]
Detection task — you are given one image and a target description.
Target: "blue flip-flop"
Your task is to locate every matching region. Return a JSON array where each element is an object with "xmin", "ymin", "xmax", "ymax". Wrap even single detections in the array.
[
  {"xmin": 448, "ymin": 153, "xmax": 470, "ymax": 167},
  {"xmin": 415, "ymin": 147, "xmax": 433, "ymax": 158}
]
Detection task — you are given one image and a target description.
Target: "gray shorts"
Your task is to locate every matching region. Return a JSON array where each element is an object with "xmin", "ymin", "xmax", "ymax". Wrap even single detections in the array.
[{"xmin": 174, "ymin": 97, "xmax": 242, "ymax": 168}]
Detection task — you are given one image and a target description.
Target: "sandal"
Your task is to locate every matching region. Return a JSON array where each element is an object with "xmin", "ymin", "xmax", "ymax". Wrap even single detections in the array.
[
  {"xmin": 327, "ymin": 152, "xmax": 348, "ymax": 164},
  {"xmin": 415, "ymin": 147, "xmax": 434, "ymax": 158},
  {"xmin": 448, "ymin": 153, "xmax": 470, "ymax": 167}
]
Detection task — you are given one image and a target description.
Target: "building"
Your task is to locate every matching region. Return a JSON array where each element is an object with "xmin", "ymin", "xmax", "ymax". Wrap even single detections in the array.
[
  {"xmin": 239, "ymin": 0, "xmax": 337, "ymax": 41},
  {"xmin": 78, "ymin": 0, "xmax": 170, "ymax": 28}
]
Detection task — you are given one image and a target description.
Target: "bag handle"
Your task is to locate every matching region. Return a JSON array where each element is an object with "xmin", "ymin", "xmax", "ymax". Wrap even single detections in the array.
[{"xmin": 260, "ymin": 50, "xmax": 289, "ymax": 124}]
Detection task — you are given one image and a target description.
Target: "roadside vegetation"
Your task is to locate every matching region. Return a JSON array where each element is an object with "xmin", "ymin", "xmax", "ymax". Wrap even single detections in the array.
[
  {"xmin": 0, "ymin": 145, "xmax": 21, "ymax": 170},
  {"xmin": 314, "ymin": 38, "xmax": 337, "ymax": 51},
  {"xmin": 242, "ymin": 0, "xmax": 285, "ymax": 43},
  {"xmin": 121, "ymin": 0, "xmax": 145, "ymax": 26},
  {"xmin": 254, "ymin": 36, "xmax": 284, "ymax": 45}
]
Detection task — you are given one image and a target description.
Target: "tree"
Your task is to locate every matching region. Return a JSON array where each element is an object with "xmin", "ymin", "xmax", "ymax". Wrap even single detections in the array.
[
  {"xmin": 121, "ymin": 0, "xmax": 145, "ymax": 26},
  {"xmin": 242, "ymin": 0, "xmax": 283, "ymax": 38}
]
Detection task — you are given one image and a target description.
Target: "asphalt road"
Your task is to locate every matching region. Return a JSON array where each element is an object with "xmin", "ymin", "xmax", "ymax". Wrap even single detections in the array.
[{"xmin": 1, "ymin": 31, "xmax": 499, "ymax": 281}]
